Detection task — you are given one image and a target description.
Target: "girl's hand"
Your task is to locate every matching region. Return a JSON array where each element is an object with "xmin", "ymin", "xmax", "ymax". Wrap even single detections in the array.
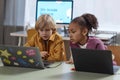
[{"xmin": 66, "ymin": 58, "xmax": 74, "ymax": 64}]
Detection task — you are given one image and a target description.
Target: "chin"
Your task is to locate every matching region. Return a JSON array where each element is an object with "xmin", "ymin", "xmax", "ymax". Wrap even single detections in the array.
[
  {"xmin": 71, "ymin": 41, "xmax": 77, "ymax": 44},
  {"xmin": 42, "ymin": 38, "xmax": 49, "ymax": 40},
  {"xmin": 43, "ymin": 38, "xmax": 49, "ymax": 40}
]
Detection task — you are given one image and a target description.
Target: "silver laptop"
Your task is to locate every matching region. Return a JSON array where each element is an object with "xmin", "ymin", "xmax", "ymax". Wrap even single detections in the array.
[
  {"xmin": 71, "ymin": 48, "xmax": 119, "ymax": 75},
  {"xmin": 0, "ymin": 45, "xmax": 45, "ymax": 69}
]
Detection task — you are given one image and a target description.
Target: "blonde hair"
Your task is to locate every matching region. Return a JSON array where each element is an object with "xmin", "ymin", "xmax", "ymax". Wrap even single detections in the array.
[{"xmin": 35, "ymin": 14, "xmax": 56, "ymax": 33}]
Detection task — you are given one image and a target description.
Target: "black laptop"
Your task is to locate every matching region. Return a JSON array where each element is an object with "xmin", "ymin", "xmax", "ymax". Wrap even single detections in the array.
[
  {"xmin": 71, "ymin": 48, "xmax": 119, "ymax": 75},
  {"xmin": 0, "ymin": 45, "xmax": 46, "ymax": 69}
]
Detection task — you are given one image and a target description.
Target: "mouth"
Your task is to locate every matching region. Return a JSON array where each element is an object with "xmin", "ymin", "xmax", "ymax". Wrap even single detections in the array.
[
  {"xmin": 43, "ymin": 36, "xmax": 47, "ymax": 38},
  {"xmin": 42, "ymin": 36, "xmax": 49, "ymax": 39},
  {"xmin": 70, "ymin": 39, "xmax": 76, "ymax": 44},
  {"xmin": 70, "ymin": 38, "xmax": 76, "ymax": 43},
  {"xmin": 70, "ymin": 38, "xmax": 74, "ymax": 42}
]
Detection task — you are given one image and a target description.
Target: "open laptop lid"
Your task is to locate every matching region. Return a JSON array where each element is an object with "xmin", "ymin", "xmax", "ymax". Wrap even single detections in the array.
[
  {"xmin": 0, "ymin": 45, "xmax": 45, "ymax": 69},
  {"xmin": 71, "ymin": 48, "xmax": 114, "ymax": 74}
]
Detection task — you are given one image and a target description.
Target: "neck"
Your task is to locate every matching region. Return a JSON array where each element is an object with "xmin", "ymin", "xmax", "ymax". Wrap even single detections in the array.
[{"xmin": 79, "ymin": 36, "xmax": 88, "ymax": 45}]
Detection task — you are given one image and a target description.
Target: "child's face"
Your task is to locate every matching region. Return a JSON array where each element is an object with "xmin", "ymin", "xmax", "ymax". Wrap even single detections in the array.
[
  {"xmin": 68, "ymin": 23, "xmax": 85, "ymax": 44},
  {"xmin": 38, "ymin": 27, "xmax": 53, "ymax": 40}
]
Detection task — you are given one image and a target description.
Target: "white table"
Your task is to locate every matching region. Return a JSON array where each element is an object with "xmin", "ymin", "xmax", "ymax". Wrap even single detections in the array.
[
  {"xmin": 10, "ymin": 29, "xmax": 117, "ymax": 46},
  {"xmin": 10, "ymin": 31, "xmax": 27, "ymax": 37},
  {"xmin": 10, "ymin": 31, "xmax": 70, "ymax": 46},
  {"xmin": 98, "ymin": 25, "xmax": 120, "ymax": 34},
  {"xmin": 10, "ymin": 31, "xmax": 27, "ymax": 46},
  {"xmin": 0, "ymin": 61, "xmax": 120, "ymax": 80}
]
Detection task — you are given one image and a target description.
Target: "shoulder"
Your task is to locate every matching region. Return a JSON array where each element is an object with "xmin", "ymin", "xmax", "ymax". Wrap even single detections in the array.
[
  {"xmin": 50, "ymin": 32, "xmax": 63, "ymax": 42},
  {"xmin": 87, "ymin": 36, "xmax": 106, "ymax": 50},
  {"xmin": 54, "ymin": 32, "xmax": 63, "ymax": 40},
  {"xmin": 88, "ymin": 36, "xmax": 103, "ymax": 44},
  {"xmin": 30, "ymin": 32, "xmax": 39, "ymax": 37},
  {"xmin": 31, "ymin": 32, "xmax": 40, "ymax": 39}
]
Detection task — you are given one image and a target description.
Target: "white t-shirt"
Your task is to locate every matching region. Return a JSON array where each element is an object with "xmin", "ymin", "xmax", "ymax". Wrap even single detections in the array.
[{"xmin": 79, "ymin": 43, "xmax": 87, "ymax": 49}]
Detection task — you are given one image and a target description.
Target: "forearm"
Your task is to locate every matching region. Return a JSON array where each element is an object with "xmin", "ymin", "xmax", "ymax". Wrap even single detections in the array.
[
  {"xmin": 47, "ymin": 40, "xmax": 65, "ymax": 61},
  {"xmin": 47, "ymin": 51, "xmax": 63, "ymax": 61}
]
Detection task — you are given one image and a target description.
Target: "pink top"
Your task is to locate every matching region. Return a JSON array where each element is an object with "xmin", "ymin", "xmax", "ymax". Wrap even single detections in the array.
[{"xmin": 70, "ymin": 36, "xmax": 106, "ymax": 50}]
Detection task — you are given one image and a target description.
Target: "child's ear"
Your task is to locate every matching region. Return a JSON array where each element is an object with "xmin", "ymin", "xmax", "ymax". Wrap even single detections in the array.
[{"xmin": 82, "ymin": 28, "xmax": 88, "ymax": 36}]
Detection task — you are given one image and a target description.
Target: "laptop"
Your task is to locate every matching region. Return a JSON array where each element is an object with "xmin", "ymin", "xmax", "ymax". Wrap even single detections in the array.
[
  {"xmin": 71, "ymin": 48, "xmax": 119, "ymax": 75},
  {"xmin": 0, "ymin": 45, "xmax": 46, "ymax": 69}
]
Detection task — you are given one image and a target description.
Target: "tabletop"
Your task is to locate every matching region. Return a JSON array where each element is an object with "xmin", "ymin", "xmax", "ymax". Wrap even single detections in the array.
[
  {"xmin": 10, "ymin": 30, "xmax": 70, "ymax": 40},
  {"xmin": 10, "ymin": 31, "xmax": 27, "ymax": 37},
  {"xmin": 0, "ymin": 61, "xmax": 120, "ymax": 80}
]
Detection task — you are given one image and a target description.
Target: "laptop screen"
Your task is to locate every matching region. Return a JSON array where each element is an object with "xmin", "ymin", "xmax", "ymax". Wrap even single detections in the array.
[
  {"xmin": 0, "ymin": 45, "xmax": 45, "ymax": 69},
  {"xmin": 71, "ymin": 48, "xmax": 114, "ymax": 74}
]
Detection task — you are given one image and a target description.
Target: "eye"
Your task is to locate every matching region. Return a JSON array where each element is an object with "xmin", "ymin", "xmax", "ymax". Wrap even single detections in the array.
[
  {"xmin": 71, "ymin": 30, "xmax": 76, "ymax": 33},
  {"xmin": 68, "ymin": 30, "xmax": 70, "ymax": 33},
  {"xmin": 40, "ymin": 29, "xmax": 43, "ymax": 31},
  {"xmin": 68, "ymin": 29, "xmax": 76, "ymax": 34}
]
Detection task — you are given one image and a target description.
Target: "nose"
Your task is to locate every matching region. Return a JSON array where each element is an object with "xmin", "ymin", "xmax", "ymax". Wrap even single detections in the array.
[
  {"xmin": 42, "ymin": 30, "xmax": 47, "ymax": 35},
  {"xmin": 69, "ymin": 33, "xmax": 72, "ymax": 38}
]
